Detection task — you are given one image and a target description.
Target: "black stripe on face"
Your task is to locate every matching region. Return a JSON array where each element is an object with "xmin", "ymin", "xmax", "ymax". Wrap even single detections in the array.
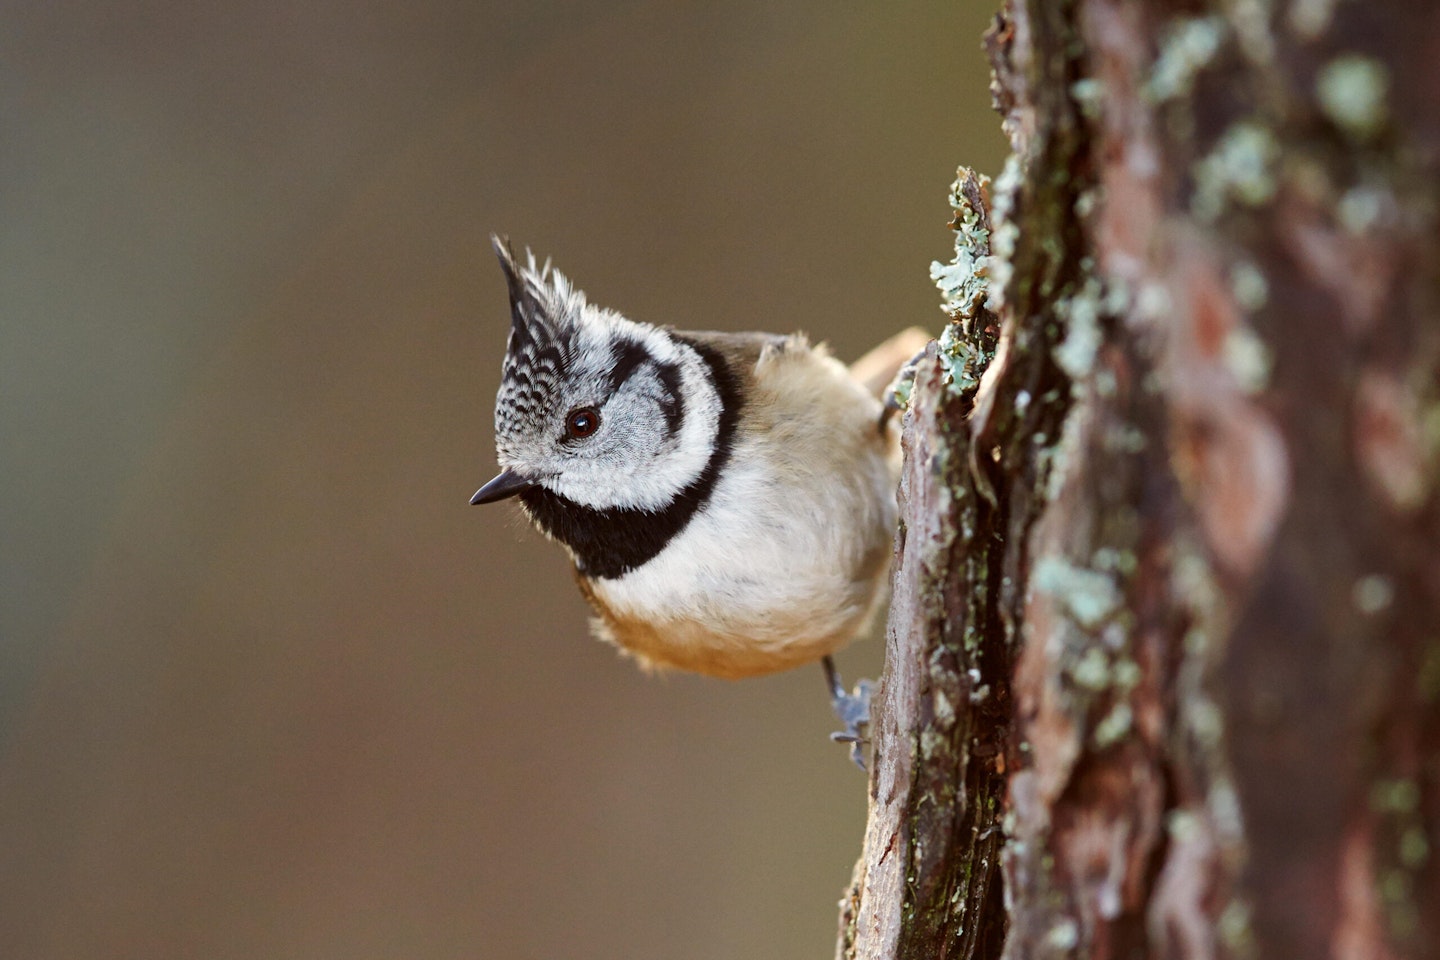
[
  {"xmin": 516, "ymin": 335, "xmax": 741, "ymax": 580},
  {"xmin": 605, "ymin": 336, "xmax": 685, "ymax": 440},
  {"xmin": 656, "ymin": 361, "xmax": 685, "ymax": 437},
  {"xmin": 605, "ymin": 337, "xmax": 651, "ymax": 394}
]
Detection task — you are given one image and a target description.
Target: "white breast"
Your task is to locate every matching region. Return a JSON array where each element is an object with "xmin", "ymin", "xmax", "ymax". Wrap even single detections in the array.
[{"xmin": 585, "ymin": 343, "xmax": 897, "ymax": 678}]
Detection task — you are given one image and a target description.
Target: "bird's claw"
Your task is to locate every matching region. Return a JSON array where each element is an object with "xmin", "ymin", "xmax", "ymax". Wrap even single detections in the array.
[{"xmin": 823, "ymin": 657, "xmax": 873, "ymax": 770}]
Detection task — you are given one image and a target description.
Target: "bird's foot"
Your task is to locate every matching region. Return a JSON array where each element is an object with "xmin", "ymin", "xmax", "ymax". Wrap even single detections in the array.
[{"xmin": 823, "ymin": 655, "xmax": 873, "ymax": 770}]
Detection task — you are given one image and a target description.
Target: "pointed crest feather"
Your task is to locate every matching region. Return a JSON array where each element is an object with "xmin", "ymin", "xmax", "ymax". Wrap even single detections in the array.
[
  {"xmin": 489, "ymin": 234, "xmax": 591, "ymax": 427},
  {"xmin": 489, "ymin": 233, "xmax": 584, "ymax": 341}
]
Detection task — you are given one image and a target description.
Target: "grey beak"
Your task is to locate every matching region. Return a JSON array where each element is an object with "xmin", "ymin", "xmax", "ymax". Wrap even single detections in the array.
[{"xmin": 470, "ymin": 469, "xmax": 536, "ymax": 505}]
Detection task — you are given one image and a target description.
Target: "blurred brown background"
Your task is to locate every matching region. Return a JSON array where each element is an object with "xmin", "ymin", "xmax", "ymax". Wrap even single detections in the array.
[{"xmin": 0, "ymin": 2, "xmax": 1004, "ymax": 957}]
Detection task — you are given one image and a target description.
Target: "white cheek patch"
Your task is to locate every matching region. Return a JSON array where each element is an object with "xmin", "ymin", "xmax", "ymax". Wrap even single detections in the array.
[
  {"xmin": 640, "ymin": 357, "xmax": 721, "ymax": 502},
  {"xmin": 543, "ymin": 328, "xmax": 722, "ymax": 513}
]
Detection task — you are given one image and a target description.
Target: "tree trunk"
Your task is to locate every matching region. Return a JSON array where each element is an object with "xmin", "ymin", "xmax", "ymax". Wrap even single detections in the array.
[{"xmin": 838, "ymin": 2, "xmax": 1440, "ymax": 958}]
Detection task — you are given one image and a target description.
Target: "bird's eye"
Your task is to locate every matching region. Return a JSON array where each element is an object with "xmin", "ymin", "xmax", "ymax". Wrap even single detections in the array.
[{"xmin": 565, "ymin": 407, "xmax": 601, "ymax": 440}]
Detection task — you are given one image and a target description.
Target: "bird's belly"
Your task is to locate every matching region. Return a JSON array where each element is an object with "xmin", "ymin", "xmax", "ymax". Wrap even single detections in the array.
[{"xmin": 580, "ymin": 468, "xmax": 893, "ymax": 679}]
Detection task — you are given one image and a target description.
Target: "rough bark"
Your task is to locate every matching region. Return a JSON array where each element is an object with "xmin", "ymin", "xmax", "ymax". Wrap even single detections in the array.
[{"xmin": 839, "ymin": 2, "xmax": 1440, "ymax": 959}]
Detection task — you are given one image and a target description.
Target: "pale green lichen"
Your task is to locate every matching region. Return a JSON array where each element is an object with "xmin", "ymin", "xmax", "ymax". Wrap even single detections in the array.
[
  {"xmin": 931, "ymin": 258, "xmax": 988, "ymax": 320},
  {"xmin": 1093, "ymin": 546, "xmax": 1138, "ymax": 576},
  {"xmin": 1033, "ymin": 556, "xmax": 1122, "ymax": 629},
  {"xmin": 1229, "ymin": 260, "xmax": 1269, "ymax": 311},
  {"xmin": 1223, "ymin": 327, "xmax": 1272, "ymax": 394},
  {"xmin": 1352, "ymin": 574, "xmax": 1396, "ymax": 614},
  {"xmin": 1168, "ymin": 535, "xmax": 1251, "ymax": 930},
  {"xmin": 936, "ymin": 324, "xmax": 988, "ymax": 393},
  {"xmin": 1380, "ymin": 869, "xmax": 1420, "ymax": 939},
  {"xmin": 1229, "ymin": 0, "xmax": 1277, "ymax": 64},
  {"xmin": 932, "ymin": 685, "xmax": 958, "ymax": 726},
  {"xmin": 1111, "ymin": 657, "xmax": 1142, "ymax": 689},
  {"xmin": 1135, "ymin": 280, "xmax": 1173, "ymax": 321},
  {"xmin": 1071, "ymin": 647, "xmax": 1113, "ymax": 690},
  {"xmin": 1288, "ymin": 0, "xmax": 1340, "ymax": 39},
  {"xmin": 1045, "ymin": 919, "xmax": 1080, "ymax": 950},
  {"xmin": 1070, "ymin": 77, "xmax": 1106, "ymax": 119},
  {"xmin": 1102, "ymin": 277, "xmax": 1133, "ymax": 317},
  {"xmin": 1106, "ymin": 424, "xmax": 1148, "ymax": 454},
  {"xmin": 1100, "ymin": 621, "xmax": 1128, "ymax": 651},
  {"xmin": 1316, "ymin": 55, "xmax": 1389, "ymax": 141},
  {"xmin": 888, "ymin": 373, "xmax": 915, "ymax": 412},
  {"xmin": 1400, "ymin": 826, "xmax": 1430, "ymax": 869},
  {"xmin": 1370, "ymin": 778, "xmax": 1420, "ymax": 814},
  {"xmin": 1146, "ymin": 16, "xmax": 1226, "ymax": 103},
  {"xmin": 1166, "ymin": 809, "xmax": 1202, "ymax": 842},
  {"xmin": 927, "ymin": 168, "xmax": 1000, "ymax": 398},
  {"xmin": 1039, "ymin": 399, "xmax": 1087, "ymax": 504},
  {"xmin": 1338, "ymin": 184, "xmax": 1391, "ymax": 234},
  {"xmin": 1218, "ymin": 898, "xmax": 1256, "ymax": 956},
  {"xmin": 1093, "ymin": 701, "xmax": 1134, "ymax": 747},
  {"xmin": 930, "ymin": 173, "xmax": 993, "ymax": 322},
  {"xmin": 1187, "ymin": 696, "xmax": 1226, "ymax": 748},
  {"xmin": 1173, "ymin": 550, "xmax": 1222, "ymax": 611},
  {"xmin": 1367, "ymin": 768, "xmax": 1429, "ymax": 942},
  {"xmin": 1192, "ymin": 121, "xmax": 1280, "ymax": 221},
  {"xmin": 989, "ymin": 223, "xmax": 1019, "ymax": 301},
  {"xmin": 1209, "ymin": 780, "xmax": 1246, "ymax": 840},
  {"xmin": 1054, "ymin": 285, "xmax": 1104, "ymax": 380},
  {"xmin": 985, "ymin": 154, "xmax": 1025, "ymax": 311}
]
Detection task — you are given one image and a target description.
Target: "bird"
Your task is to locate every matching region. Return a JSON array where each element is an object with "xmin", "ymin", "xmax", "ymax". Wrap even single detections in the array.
[{"xmin": 471, "ymin": 236, "xmax": 923, "ymax": 755}]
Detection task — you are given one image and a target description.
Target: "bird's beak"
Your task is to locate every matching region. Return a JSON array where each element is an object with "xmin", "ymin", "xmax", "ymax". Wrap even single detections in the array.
[{"xmin": 470, "ymin": 469, "xmax": 536, "ymax": 505}]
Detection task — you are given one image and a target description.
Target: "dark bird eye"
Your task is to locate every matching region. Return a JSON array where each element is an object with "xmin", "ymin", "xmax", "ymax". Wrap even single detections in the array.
[{"xmin": 565, "ymin": 407, "xmax": 601, "ymax": 439}]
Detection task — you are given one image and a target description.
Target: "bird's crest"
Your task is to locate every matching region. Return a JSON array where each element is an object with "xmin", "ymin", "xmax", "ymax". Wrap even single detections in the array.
[{"xmin": 490, "ymin": 235, "xmax": 590, "ymax": 445}]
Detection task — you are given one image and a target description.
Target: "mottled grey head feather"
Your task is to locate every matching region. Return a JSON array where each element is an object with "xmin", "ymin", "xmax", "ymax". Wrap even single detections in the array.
[
  {"xmin": 491, "ymin": 235, "xmax": 588, "ymax": 459},
  {"xmin": 485, "ymin": 236, "xmax": 727, "ymax": 521}
]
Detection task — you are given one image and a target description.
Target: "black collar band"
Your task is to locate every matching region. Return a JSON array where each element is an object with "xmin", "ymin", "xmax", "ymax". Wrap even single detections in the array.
[{"xmin": 517, "ymin": 335, "xmax": 741, "ymax": 580}]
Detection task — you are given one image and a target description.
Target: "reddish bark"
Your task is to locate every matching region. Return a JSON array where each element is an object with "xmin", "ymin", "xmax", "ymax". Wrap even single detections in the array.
[{"xmin": 840, "ymin": 2, "xmax": 1440, "ymax": 958}]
